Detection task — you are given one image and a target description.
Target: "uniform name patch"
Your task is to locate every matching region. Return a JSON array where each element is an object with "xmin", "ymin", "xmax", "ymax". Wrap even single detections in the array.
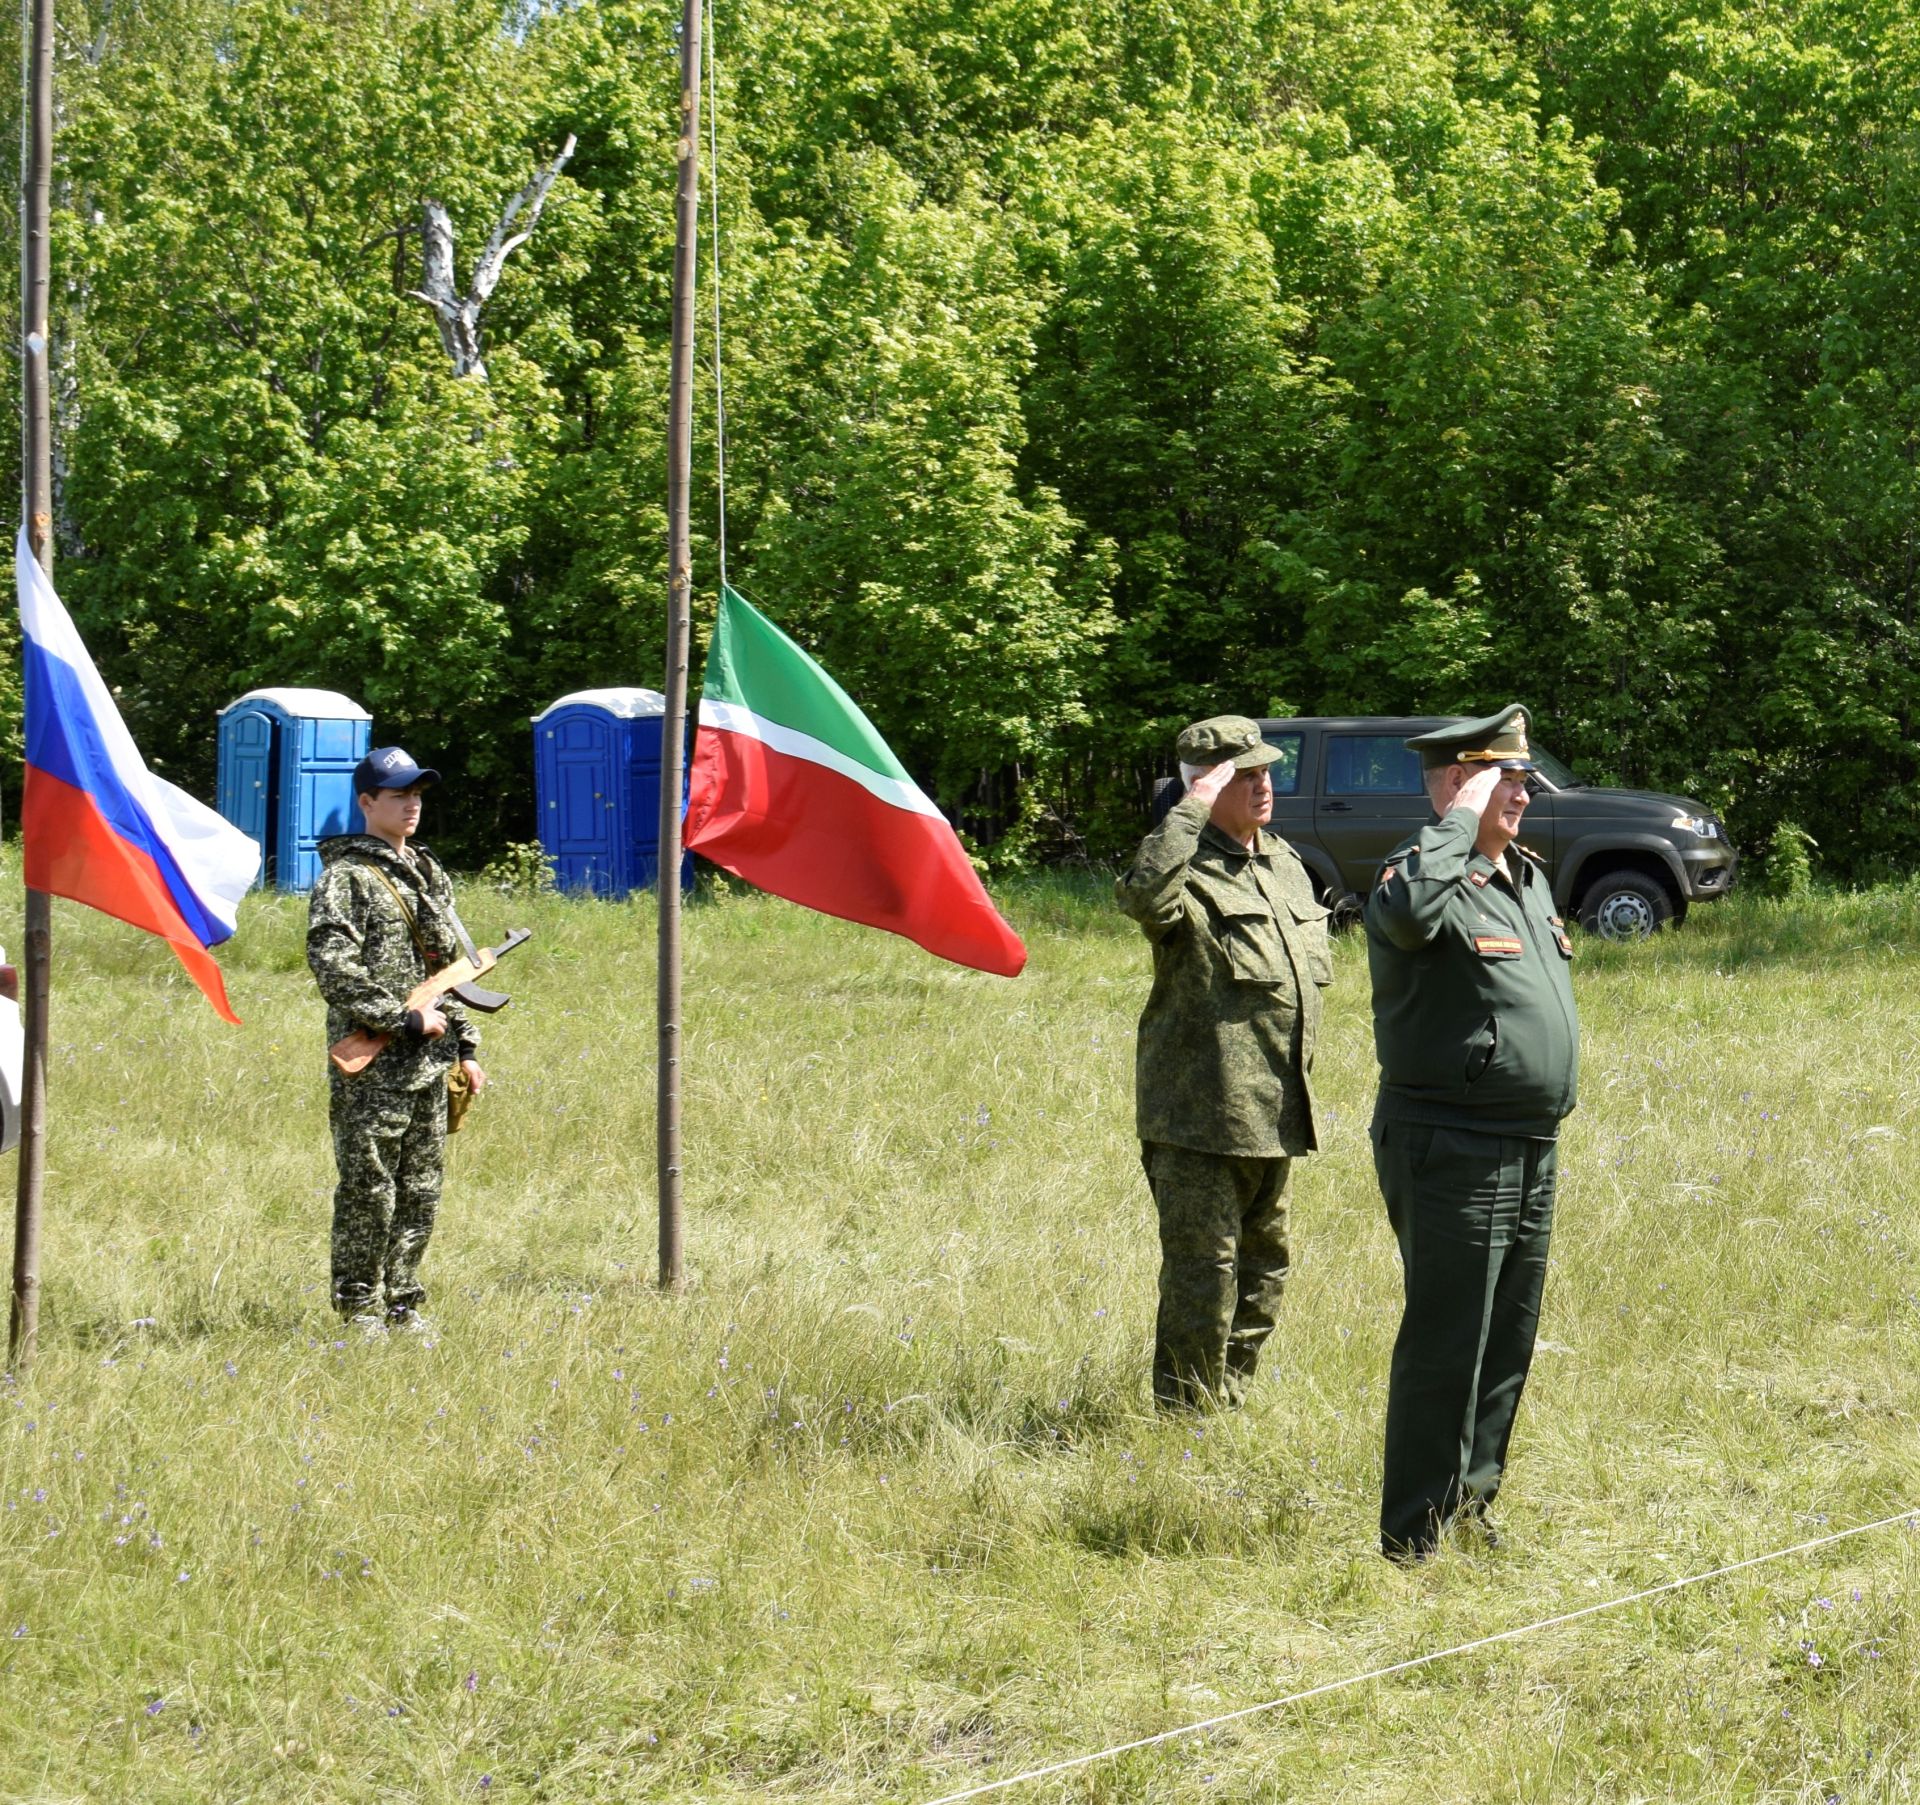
[{"xmin": 1473, "ymin": 934, "xmax": 1523, "ymax": 958}]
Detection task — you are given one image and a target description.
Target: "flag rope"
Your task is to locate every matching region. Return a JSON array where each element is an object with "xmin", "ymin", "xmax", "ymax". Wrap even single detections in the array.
[
  {"xmin": 921, "ymin": 1507, "xmax": 1920, "ymax": 1804},
  {"xmin": 704, "ymin": 0, "xmax": 729, "ymax": 589}
]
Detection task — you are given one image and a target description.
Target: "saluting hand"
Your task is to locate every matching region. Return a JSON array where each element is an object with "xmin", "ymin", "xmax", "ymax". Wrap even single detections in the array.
[
  {"xmin": 1449, "ymin": 763, "xmax": 1505, "ymax": 824},
  {"xmin": 1186, "ymin": 759, "xmax": 1240, "ymax": 806}
]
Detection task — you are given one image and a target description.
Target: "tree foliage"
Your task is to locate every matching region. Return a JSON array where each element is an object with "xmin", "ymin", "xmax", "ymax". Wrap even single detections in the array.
[{"xmin": 1, "ymin": 0, "xmax": 1914, "ymax": 874}]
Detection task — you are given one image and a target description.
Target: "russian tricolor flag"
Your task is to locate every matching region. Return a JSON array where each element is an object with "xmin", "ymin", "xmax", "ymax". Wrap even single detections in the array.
[{"xmin": 17, "ymin": 532, "xmax": 259, "ymax": 1022}]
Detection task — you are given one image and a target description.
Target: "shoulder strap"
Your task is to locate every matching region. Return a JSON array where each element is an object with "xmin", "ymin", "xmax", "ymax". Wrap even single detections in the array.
[{"xmin": 352, "ymin": 857, "xmax": 433, "ymax": 965}]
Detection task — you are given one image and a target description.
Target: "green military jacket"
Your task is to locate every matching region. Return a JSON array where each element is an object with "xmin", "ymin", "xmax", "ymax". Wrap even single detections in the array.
[
  {"xmin": 1116, "ymin": 792, "xmax": 1334, "ymax": 1158},
  {"xmin": 1365, "ymin": 808, "xmax": 1579, "ymax": 1137},
  {"xmin": 308, "ymin": 834, "xmax": 477, "ymax": 1092}
]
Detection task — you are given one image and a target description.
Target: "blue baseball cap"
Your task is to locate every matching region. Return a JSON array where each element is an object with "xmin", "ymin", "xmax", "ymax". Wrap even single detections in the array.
[{"xmin": 353, "ymin": 746, "xmax": 442, "ymax": 794}]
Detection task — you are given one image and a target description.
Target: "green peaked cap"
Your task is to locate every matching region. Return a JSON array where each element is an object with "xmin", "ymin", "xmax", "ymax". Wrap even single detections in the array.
[{"xmin": 1405, "ymin": 705, "xmax": 1536, "ymax": 771}]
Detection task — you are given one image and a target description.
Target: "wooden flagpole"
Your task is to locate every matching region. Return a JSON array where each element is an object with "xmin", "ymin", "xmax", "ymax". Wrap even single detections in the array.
[
  {"xmin": 11, "ymin": 0, "xmax": 55, "ymax": 1369},
  {"xmin": 657, "ymin": 0, "xmax": 702, "ymax": 1292}
]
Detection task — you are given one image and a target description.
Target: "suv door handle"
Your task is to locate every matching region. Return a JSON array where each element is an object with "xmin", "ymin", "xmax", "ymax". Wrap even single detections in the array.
[{"xmin": 1324, "ymin": 800, "xmax": 1354, "ymax": 813}]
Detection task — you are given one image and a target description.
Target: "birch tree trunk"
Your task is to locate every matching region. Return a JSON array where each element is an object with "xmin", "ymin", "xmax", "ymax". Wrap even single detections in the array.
[{"xmin": 410, "ymin": 135, "xmax": 576, "ymax": 380}]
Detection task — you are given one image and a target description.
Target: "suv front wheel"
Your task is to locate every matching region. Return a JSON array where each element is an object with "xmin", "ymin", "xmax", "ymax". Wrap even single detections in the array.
[
  {"xmin": 1577, "ymin": 869, "xmax": 1676, "ymax": 941},
  {"xmin": 1326, "ymin": 889, "xmax": 1365, "ymax": 934}
]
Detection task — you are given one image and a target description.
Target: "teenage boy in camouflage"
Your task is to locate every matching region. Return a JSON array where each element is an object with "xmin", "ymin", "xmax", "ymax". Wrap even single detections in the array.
[
  {"xmin": 308, "ymin": 748, "xmax": 486, "ymax": 1336},
  {"xmin": 1117, "ymin": 715, "xmax": 1334, "ymax": 1410}
]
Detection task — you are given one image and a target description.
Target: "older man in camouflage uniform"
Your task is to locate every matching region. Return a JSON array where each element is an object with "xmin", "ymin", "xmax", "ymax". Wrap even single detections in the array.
[
  {"xmin": 308, "ymin": 747, "xmax": 486, "ymax": 1336},
  {"xmin": 1117, "ymin": 715, "xmax": 1334, "ymax": 1409}
]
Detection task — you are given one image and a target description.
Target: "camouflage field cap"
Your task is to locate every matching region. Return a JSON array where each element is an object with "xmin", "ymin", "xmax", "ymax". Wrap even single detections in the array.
[
  {"xmin": 1405, "ymin": 705, "xmax": 1536, "ymax": 772},
  {"xmin": 1176, "ymin": 714, "xmax": 1285, "ymax": 771}
]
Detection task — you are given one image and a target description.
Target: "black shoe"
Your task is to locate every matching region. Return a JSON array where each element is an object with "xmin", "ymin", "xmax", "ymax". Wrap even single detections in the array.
[
  {"xmin": 1382, "ymin": 1537, "xmax": 1438, "ymax": 1566},
  {"xmin": 1458, "ymin": 1502, "xmax": 1502, "ymax": 1552}
]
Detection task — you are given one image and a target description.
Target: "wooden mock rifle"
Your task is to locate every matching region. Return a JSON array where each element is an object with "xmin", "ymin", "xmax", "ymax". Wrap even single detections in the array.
[{"xmin": 328, "ymin": 928, "xmax": 532, "ymax": 1076}]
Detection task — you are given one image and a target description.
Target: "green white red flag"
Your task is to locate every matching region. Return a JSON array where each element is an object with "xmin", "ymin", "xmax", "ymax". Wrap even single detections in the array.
[{"xmin": 685, "ymin": 586, "xmax": 1026, "ymax": 977}]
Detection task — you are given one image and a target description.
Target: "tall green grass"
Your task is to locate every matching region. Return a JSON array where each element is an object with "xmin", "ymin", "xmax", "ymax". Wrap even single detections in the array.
[{"xmin": 2, "ymin": 863, "xmax": 1917, "ymax": 1801}]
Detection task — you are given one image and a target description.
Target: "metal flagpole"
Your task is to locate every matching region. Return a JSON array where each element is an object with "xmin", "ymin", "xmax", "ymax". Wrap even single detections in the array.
[
  {"xmin": 11, "ymin": 0, "xmax": 55, "ymax": 1369},
  {"xmin": 657, "ymin": 0, "xmax": 702, "ymax": 1292}
]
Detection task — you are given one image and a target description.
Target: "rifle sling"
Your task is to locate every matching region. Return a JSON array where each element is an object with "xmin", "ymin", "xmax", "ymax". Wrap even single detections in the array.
[
  {"xmin": 357, "ymin": 861, "xmax": 432, "ymax": 961},
  {"xmin": 353, "ymin": 860, "xmax": 468, "ymax": 1025}
]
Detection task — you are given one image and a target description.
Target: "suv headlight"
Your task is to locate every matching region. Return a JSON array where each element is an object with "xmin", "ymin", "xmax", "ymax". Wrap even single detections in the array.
[{"xmin": 1671, "ymin": 814, "xmax": 1719, "ymax": 839}]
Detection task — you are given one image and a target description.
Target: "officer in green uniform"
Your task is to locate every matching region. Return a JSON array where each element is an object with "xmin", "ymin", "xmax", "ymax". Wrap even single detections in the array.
[
  {"xmin": 307, "ymin": 748, "xmax": 487, "ymax": 1337},
  {"xmin": 1365, "ymin": 705, "xmax": 1579, "ymax": 1557},
  {"xmin": 1117, "ymin": 715, "xmax": 1334, "ymax": 1410}
]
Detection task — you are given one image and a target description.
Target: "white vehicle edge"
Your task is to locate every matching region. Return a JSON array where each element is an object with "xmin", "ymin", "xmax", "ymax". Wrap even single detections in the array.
[{"xmin": 0, "ymin": 945, "xmax": 22, "ymax": 1154}]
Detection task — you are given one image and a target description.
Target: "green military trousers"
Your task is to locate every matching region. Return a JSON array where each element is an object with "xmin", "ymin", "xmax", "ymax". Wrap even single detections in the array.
[
  {"xmin": 1371, "ymin": 1117, "xmax": 1557, "ymax": 1555},
  {"xmin": 329, "ymin": 1076, "xmax": 448, "ymax": 1320},
  {"xmin": 1142, "ymin": 1142, "xmax": 1292, "ymax": 1410}
]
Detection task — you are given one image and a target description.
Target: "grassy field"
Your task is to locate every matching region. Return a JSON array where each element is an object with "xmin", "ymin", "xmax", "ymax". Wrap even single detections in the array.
[{"xmin": 3, "ymin": 855, "xmax": 1919, "ymax": 1803}]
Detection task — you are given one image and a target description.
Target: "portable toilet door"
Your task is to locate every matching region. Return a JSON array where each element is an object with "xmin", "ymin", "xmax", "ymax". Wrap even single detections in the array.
[
  {"xmin": 626, "ymin": 704, "xmax": 682, "ymax": 892},
  {"xmin": 216, "ymin": 688, "xmax": 372, "ymax": 890},
  {"xmin": 219, "ymin": 705, "xmax": 275, "ymax": 855},
  {"xmin": 533, "ymin": 688, "xmax": 690, "ymax": 897}
]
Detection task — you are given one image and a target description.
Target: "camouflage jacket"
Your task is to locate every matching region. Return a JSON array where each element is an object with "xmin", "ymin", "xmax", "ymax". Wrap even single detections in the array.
[
  {"xmin": 1116, "ymin": 793, "xmax": 1334, "ymax": 1157},
  {"xmin": 308, "ymin": 834, "xmax": 477, "ymax": 1091}
]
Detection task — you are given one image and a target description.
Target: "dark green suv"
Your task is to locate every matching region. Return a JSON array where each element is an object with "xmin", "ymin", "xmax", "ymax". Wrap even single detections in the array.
[{"xmin": 1248, "ymin": 716, "xmax": 1738, "ymax": 939}]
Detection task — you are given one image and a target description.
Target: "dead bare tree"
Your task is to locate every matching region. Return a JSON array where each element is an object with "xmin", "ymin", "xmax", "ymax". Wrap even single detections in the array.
[{"xmin": 410, "ymin": 135, "xmax": 577, "ymax": 380}]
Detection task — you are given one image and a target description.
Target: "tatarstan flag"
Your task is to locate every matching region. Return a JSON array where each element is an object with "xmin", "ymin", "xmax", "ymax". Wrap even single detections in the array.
[{"xmin": 685, "ymin": 586, "xmax": 1026, "ymax": 977}]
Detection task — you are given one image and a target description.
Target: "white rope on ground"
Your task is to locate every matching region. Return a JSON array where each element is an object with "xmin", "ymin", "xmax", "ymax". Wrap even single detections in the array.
[
  {"xmin": 704, "ymin": 0, "xmax": 730, "ymax": 589},
  {"xmin": 922, "ymin": 1508, "xmax": 1919, "ymax": 1804}
]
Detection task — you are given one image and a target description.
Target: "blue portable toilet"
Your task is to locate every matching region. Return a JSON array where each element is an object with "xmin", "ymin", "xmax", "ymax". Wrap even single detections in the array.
[
  {"xmin": 532, "ymin": 688, "xmax": 690, "ymax": 896},
  {"xmin": 216, "ymin": 688, "xmax": 373, "ymax": 891}
]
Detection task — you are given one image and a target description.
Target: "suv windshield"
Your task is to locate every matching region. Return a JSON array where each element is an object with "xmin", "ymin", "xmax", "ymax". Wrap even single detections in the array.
[{"xmin": 1530, "ymin": 745, "xmax": 1583, "ymax": 789}]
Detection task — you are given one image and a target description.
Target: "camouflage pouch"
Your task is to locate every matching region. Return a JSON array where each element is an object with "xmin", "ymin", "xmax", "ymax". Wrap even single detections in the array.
[{"xmin": 446, "ymin": 1062, "xmax": 475, "ymax": 1134}]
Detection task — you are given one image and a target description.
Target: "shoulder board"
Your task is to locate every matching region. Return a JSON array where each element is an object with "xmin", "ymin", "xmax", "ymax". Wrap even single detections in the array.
[{"xmin": 1516, "ymin": 843, "xmax": 1547, "ymax": 863}]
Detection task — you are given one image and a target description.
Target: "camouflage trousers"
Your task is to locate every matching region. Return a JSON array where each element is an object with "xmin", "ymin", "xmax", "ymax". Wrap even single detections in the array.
[
  {"xmin": 329, "ymin": 1076, "xmax": 447, "ymax": 1319},
  {"xmin": 1142, "ymin": 1142, "xmax": 1293, "ymax": 1410}
]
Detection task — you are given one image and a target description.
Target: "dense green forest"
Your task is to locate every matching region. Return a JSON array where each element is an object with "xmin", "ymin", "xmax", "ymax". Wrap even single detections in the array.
[{"xmin": 2, "ymin": 0, "xmax": 1915, "ymax": 872}]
